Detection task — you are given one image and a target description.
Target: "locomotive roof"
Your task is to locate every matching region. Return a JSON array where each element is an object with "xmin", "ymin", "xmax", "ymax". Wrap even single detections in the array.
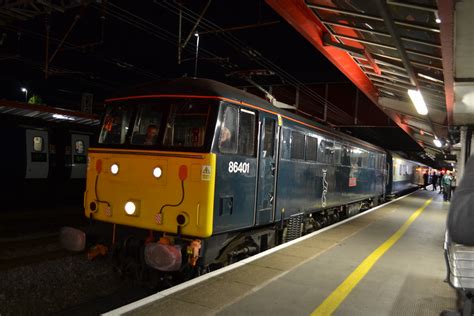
[{"xmin": 108, "ymin": 77, "xmax": 385, "ymax": 153}]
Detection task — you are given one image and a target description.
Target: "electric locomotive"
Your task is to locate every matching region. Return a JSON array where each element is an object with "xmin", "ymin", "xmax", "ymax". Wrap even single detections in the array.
[{"xmin": 71, "ymin": 78, "xmax": 392, "ymax": 279}]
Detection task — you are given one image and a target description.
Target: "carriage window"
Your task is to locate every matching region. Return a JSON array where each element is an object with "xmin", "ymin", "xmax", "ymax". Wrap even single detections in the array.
[
  {"xmin": 306, "ymin": 136, "xmax": 318, "ymax": 161},
  {"xmin": 163, "ymin": 102, "xmax": 209, "ymax": 147},
  {"xmin": 219, "ymin": 106, "xmax": 238, "ymax": 154},
  {"xmin": 350, "ymin": 147, "xmax": 360, "ymax": 166},
  {"xmin": 131, "ymin": 105, "xmax": 163, "ymax": 145},
  {"xmin": 263, "ymin": 119, "xmax": 275, "ymax": 158},
  {"xmin": 368, "ymin": 153, "xmax": 375, "ymax": 169},
  {"xmin": 377, "ymin": 154, "xmax": 383, "ymax": 169},
  {"xmin": 99, "ymin": 105, "xmax": 132, "ymax": 145},
  {"xmin": 318, "ymin": 140, "xmax": 334, "ymax": 164},
  {"xmin": 333, "ymin": 142, "xmax": 342, "ymax": 164},
  {"xmin": 359, "ymin": 150, "xmax": 369, "ymax": 168},
  {"xmin": 341, "ymin": 145, "xmax": 351, "ymax": 166},
  {"xmin": 75, "ymin": 140, "xmax": 85, "ymax": 154},
  {"xmin": 380, "ymin": 155, "xmax": 386, "ymax": 169},
  {"xmin": 33, "ymin": 136, "xmax": 43, "ymax": 152},
  {"xmin": 238, "ymin": 109, "xmax": 256, "ymax": 156},
  {"xmin": 291, "ymin": 131, "xmax": 305, "ymax": 160}
]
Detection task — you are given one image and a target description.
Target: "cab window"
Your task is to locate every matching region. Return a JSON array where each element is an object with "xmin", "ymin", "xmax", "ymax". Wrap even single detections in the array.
[
  {"xmin": 163, "ymin": 102, "xmax": 210, "ymax": 147},
  {"xmin": 263, "ymin": 119, "xmax": 275, "ymax": 158},
  {"xmin": 219, "ymin": 106, "xmax": 256, "ymax": 156},
  {"xmin": 131, "ymin": 105, "xmax": 163, "ymax": 146},
  {"xmin": 99, "ymin": 105, "xmax": 132, "ymax": 145},
  {"xmin": 238, "ymin": 109, "xmax": 256, "ymax": 156},
  {"xmin": 219, "ymin": 106, "xmax": 238, "ymax": 154}
]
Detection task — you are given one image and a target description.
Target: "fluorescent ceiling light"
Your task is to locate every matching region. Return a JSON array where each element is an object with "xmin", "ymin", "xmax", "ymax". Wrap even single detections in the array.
[
  {"xmin": 407, "ymin": 89, "xmax": 428, "ymax": 115},
  {"xmin": 52, "ymin": 113, "xmax": 75, "ymax": 121},
  {"xmin": 381, "ymin": 90, "xmax": 395, "ymax": 96},
  {"xmin": 364, "ymin": 23, "xmax": 374, "ymax": 30},
  {"xmin": 433, "ymin": 138, "xmax": 442, "ymax": 147},
  {"xmin": 417, "ymin": 73, "xmax": 443, "ymax": 84}
]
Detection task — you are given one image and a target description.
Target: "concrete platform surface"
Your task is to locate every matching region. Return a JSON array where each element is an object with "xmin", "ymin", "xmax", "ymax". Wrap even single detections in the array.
[{"xmin": 109, "ymin": 190, "xmax": 456, "ymax": 316}]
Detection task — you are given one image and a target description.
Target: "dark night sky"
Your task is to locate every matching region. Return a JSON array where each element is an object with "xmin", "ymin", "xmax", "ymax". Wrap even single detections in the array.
[{"xmin": 0, "ymin": 0, "xmax": 347, "ymax": 110}]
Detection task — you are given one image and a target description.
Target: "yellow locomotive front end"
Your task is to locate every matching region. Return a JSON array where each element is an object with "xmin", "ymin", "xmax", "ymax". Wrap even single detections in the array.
[
  {"xmin": 84, "ymin": 149, "xmax": 216, "ymax": 238},
  {"xmin": 62, "ymin": 93, "xmax": 222, "ymax": 274}
]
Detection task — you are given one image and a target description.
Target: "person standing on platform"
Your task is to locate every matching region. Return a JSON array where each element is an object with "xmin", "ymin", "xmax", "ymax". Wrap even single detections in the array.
[
  {"xmin": 451, "ymin": 172, "xmax": 457, "ymax": 197},
  {"xmin": 438, "ymin": 173, "xmax": 443, "ymax": 194},
  {"xmin": 431, "ymin": 171, "xmax": 438, "ymax": 191},
  {"xmin": 423, "ymin": 171, "xmax": 429, "ymax": 190},
  {"xmin": 442, "ymin": 172, "xmax": 453, "ymax": 201}
]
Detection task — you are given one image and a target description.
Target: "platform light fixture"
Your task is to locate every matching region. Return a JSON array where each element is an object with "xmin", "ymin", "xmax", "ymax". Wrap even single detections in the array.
[
  {"xmin": 433, "ymin": 137, "xmax": 442, "ymax": 148},
  {"xmin": 194, "ymin": 32, "xmax": 200, "ymax": 77},
  {"xmin": 407, "ymin": 89, "xmax": 428, "ymax": 115},
  {"xmin": 435, "ymin": 11, "xmax": 441, "ymax": 24},
  {"xmin": 21, "ymin": 87, "xmax": 28, "ymax": 102},
  {"xmin": 418, "ymin": 73, "xmax": 443, "ymax": 84},
  {"xmin": 52, "ymin": 114, "xmax": 75, "ymax": 121}
]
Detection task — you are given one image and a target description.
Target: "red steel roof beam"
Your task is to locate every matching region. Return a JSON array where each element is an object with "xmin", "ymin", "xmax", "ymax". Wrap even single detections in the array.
[
  {"xmin": 265, "ymin": 0, "xmax": 378, "ymax": 105},
  {"xmin": 437, "ymin": 0, "xmax": 455, "ymax": 127},
  {"xmin": 265, "ymin": 0, "xmax": 413, "ymax": 137}
]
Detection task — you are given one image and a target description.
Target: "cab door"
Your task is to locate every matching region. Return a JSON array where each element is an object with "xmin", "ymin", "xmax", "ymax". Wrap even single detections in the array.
[{"xmin": 255, "ymin": 115, "xmax": 278, "ymax": 225}]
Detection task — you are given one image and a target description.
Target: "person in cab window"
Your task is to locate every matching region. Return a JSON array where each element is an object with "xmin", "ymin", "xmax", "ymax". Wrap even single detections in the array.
[
  {"xmin": 144, "ymin": 125, "xmax": 158, "ymax": 145},
  {"xmin": 219, "ymin": 126, "xmax": 231, "ymax": 148}
]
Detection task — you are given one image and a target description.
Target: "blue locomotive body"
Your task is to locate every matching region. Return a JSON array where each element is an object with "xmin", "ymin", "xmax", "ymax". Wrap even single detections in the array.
[{"xmin": 76, "ymin": 78, "xmax": 426, "ymax": 273}]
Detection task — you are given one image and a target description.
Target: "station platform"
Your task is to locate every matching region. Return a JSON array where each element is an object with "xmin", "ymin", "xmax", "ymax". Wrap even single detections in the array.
[{"xmin": 108, "ymin": 190, "xmax": 457, "ymax": 315}]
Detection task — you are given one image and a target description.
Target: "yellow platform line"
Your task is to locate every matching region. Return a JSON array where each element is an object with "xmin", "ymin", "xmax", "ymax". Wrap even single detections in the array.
[{"xmin": 311, "ymin": 197, "xmax": 433, "ymax": 316}]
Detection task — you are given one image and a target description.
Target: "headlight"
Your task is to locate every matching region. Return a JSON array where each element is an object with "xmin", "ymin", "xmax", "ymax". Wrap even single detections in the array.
[
  {"xmin": 153, "ymin": 166, "xmax": 162, "ymax": 178},
  {"xmin": 110, "ymin": 163, "xmax": 119, "ymax": 175},
  {"xmin": 124, "ymin": 201, "xmax": 136, "ymax": 215}
]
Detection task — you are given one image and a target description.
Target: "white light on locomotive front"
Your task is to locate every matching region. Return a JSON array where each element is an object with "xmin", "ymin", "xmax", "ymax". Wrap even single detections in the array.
[
  {"xmin": 124, "ymin": 201, "xmax": 136, "ymax": 215},
  {"xmin": 153, "ymin": 167, "xmax": 162, "ymax": 178},
  {"xmin": 110, "ymin": 163, "xmax": 119, "ymax": 175}
]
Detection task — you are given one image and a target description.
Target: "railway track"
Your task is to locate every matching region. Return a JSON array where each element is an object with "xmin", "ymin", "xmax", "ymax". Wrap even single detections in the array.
[{"xmin": 0, "ymin": 234, "xmax": 77, "ymax": 271}]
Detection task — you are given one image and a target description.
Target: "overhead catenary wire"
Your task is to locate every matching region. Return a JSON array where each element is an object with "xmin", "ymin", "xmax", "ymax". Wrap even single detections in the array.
[
  {"xmin": 155, "ymin": 0, "xmax": 355, "ymax": 124},
  {"xmin": 92, "ymin": 1, "xmax": 355, "ymax": 124},
  {"xmin": 1, "ymin": 23, "xmax": 162, "ymax": 82},
  {"xmin": 100, "ymin": 2, "xmax": 232, "ymax": 69}
]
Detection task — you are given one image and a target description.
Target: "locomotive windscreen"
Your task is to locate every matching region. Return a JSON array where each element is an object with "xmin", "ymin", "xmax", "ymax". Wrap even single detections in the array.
[{"xmin": 98, "ymin": 98, "xmax": 213, "ymax": 149}]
